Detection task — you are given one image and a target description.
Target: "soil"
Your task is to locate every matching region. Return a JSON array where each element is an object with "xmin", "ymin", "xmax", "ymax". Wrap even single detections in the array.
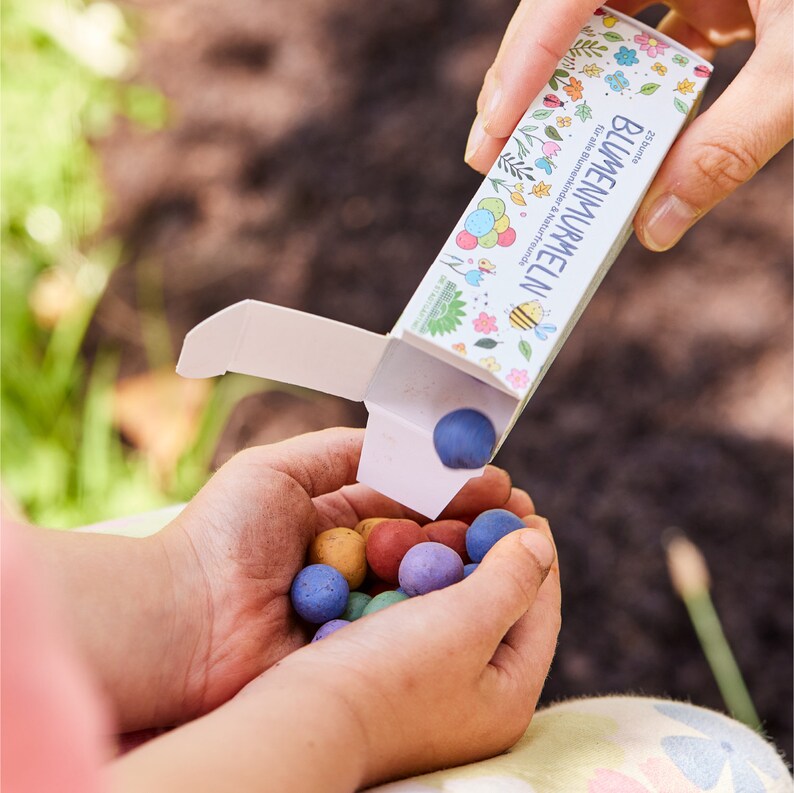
[{"xmin": 95, "ymin": 0, "xmax": 793, "ymax": 757}]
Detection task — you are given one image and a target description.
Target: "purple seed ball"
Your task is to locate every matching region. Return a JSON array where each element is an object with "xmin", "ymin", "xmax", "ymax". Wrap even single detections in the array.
[
  {"xmin": 311, "ymin": 619, "xmax": 351, "ymax": 642},
  {"xmin": 463, "ymin": 563, "xmax": 479, "ymax": 577},
  {"xmin": 398, "ymin": 542, "xmax": 464, "ymax": 596},
  {"xmin": 465, "ymin": 509, "xmax": 527, "ymax": 562},
  {"xmin": 290, "ymin": 564, "xmax": 349, "ymax": 624},
  {"xmin": 433, "ymin": 409, "xmax": 496, "ymax": 469}
]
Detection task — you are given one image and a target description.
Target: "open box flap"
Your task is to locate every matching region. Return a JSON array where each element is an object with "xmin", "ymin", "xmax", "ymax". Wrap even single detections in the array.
[{"xmin": 176, "ymin": 299, "xmax": 388, "ymax": 402}]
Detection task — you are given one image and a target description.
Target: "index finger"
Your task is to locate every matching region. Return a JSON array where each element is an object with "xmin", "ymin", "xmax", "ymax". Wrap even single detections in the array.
[{"xmin": 475, "ymin": 0, "xmax": 602, "ymax": 143}]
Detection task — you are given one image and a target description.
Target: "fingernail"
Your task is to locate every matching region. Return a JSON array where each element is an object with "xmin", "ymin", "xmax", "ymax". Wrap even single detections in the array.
[
  {"xmin": 520, "ymin": 530, "xmax": 555, "ymax": 571},
  {"xmin": 465, "ymin": 114, "xmax": 487, "ymax": 163},
  {"xmin": 642, "ymin": 193, "xmax": 700, "ymax": 251},
  {"xmin": 482, "ymin": 77, "xmax": 502, "ymax": 131}
]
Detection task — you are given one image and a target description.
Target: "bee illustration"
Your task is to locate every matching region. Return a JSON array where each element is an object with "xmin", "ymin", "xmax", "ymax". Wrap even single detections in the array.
[{"xmin": 508, "ymin": 301, "xmax": 557, "ymax": 341}]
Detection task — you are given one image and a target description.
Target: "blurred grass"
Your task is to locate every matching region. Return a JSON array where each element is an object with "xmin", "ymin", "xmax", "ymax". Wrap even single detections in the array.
[{"xmin": 1, "ymin": 0, "xmax": 247, "ymax": 527}]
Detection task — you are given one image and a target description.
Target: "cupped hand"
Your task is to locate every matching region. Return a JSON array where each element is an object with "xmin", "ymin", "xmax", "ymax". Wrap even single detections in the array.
[
  {"xmin": 465, "ymin": 0, "xmax": 792, "ymax": 251},
  {"xmin": 157, "ymin": 427, "xmax": 535, "ymax": 724}
]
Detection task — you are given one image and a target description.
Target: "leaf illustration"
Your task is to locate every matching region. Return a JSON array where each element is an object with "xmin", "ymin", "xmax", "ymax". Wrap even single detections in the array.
[
  {"xmin": 474, "ymin": 338, "xmax": 498, "ymax": 349},
  {"xmin": 553, "ymin": 69, "xmax": 569, "ymax": 78},
  {"xmin": 497, "ymin": 153, "xmax": 535, "ymax": 181},
  {"xmin": 544, "ymin": 125, "xmax": 562, "ymax": 142},
  {"xmin": 532, "ymin": 108, "xmax": 553, "ymax": 120},
  {"xmin": 602, "ymin": 31, "xmax": 624, "ymax": 41},
  {"xmin": 637, "ymin": 83, "xmax": 661, "ymax": 95},
  {"xmin": 518, "ymin": 340, "xmax": 532, "ymax": 362},
  {"xmin": 673, "ymin": 96, "xmax": 688, "ymax": 114},
  {"xmin": 513, "ymin": 137, "xmax": 529, "ymax": 158},
  {"xmin": 581, "ymin": 63, "xmax": 604, "ymax": 78},
  {"xmin": 519, "ymin": 125, "xmax": 538, "ymax": 134},
  {"xmin": 488, "ymin": 177, "xmax": 506, "ymax": 193},
  {"xmin": 574, "ymin": 101, "xmax": 592, "ymax": 122},
  {"xmin": 548, "ymin": 76, "xmax": 558, "ymax": 91},
  {"xmin": 568, "ymin": 39, "xmax": 609, "ymax": 58}
]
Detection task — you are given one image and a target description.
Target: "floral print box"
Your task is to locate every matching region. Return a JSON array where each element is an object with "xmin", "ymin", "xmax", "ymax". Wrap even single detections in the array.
[
  {"xmin": 177, "ymin": 8, "xmax": 711, "ymax": 518},
  {"xmin": 393, "ymin": 6, "xmax": 711, "ymax": 408}
]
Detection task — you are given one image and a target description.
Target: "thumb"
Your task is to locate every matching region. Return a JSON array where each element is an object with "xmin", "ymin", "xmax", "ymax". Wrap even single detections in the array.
[
  {"xmin": 458, "ymin": 528, "xmax": 556, "ymax": 650},
  {"xmin": 636, "ymin": 28, "xmax": 792, "ymax": 251}
]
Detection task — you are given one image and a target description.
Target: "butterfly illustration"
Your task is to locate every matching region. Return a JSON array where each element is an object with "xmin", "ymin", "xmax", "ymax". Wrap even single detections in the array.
[{"xmin": 604, "ymin": 70, "xmax": 630, "ymax": 92}]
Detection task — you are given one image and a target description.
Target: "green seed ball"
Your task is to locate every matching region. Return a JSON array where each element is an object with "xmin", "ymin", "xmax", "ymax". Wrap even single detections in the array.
[
  {"xmin": 361, "ymin": 590, "xmax": 409, "ymax": 616},
  {"xmin": 478, "ymin": 196, "xmax": 506, "ymax": 221},
  {"xmin": 341, "ymin": 591, "xmax": 372, "ymax": 621}
]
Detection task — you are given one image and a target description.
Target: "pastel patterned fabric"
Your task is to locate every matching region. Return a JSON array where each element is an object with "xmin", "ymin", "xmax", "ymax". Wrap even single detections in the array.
[{"xmin": 369, "ymin": 698, "xmax": 791, "ymax": 793}]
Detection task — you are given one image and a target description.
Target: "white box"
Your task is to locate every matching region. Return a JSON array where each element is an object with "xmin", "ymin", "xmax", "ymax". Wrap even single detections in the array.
[{"xmin": 177, "ymin": 8, "xmax": 712, "ymax": 518}]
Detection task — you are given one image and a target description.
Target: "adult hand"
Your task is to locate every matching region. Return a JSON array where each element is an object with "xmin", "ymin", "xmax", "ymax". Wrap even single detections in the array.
[
  {"xmin": 465, "ymin": 0, "xmax": 792, "ymax": 251},
  {"xmin": 154, "ymin": 427, "xmax": 535, "ymax": 726},
  {"xmin": 112, "ymin": 517, "xmax": 561, "ymax": 793}
]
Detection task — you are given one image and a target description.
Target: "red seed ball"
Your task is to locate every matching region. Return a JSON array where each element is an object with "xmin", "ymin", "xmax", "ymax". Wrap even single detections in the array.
[
  {"xmin": 424, "ymin": 519, "xmax": 470, "ymax": 563},
  {"xmin": 365, "ymin": 519, "xmax": 427, "ymax": 584}
]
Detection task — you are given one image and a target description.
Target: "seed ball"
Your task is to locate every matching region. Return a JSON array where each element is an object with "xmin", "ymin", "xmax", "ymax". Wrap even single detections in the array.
[
  {"xmin": 354, "ymin": 517, "xmax": 388, "ymax": 540},
  {"xmin": 433, "ymin": 409, "xmax": 496, "ymax": 469},
  {"xmin": 362, "ymin": 590, "xmax": 409, "ymax": 616},
  {"xmin": 463, "ymin": 563, "xmax": 479, "ymax": 577},
  {"xmin": 424, "ymin": 519, "xmax": 470, "ymax": 563},
  {"xmin": 466, "ymin": 509, "xmax": 527, "ymax": 562},
  {"xmin": 341, "ymin": 591, "xmax": 372, "ymax": 621},
  {"xmin": 308, "ymin": 527, "xmax": 367, "ymax": 589},
  {"xmin": 365, "ymin": 519, "xmax": 427, "ymax": 584},
  {"xmin": 290, "ymin": 564, "xmax": 349, "ymax": 624},
  {"xmin": 311, "ymin": 619, "xmax": 350, "ymax": 642},
  {"xmin": 398, "ymin": 542, "xmax": 464, "ymax": 596}
]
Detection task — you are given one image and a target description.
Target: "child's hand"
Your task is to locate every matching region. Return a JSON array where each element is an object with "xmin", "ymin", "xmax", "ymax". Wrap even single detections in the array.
[
  {"xmin": 113, "ymin": 517, "xmax": 560, "ymax": 793},
  {"xmin": 158, "ymin": 427, "xmax": 535, "ymax": 725}
]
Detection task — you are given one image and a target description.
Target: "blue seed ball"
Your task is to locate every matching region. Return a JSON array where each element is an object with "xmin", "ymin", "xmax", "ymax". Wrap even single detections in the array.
[
  {"xmin": 398, "ymin": 542, "xmax": 464, "ymax": 596},
  {"xmin": 341, "ymin": 591, "xmax": 372, "ymax": 621},
  {"xmin": 362, "ymin": 590, "xmax": 409, "ymax": 615},
  {"xmin": 311, "ymin": 619, "xmax": 350, "ymax": 642},
  {"xmin": 433, "ymin": 409, "xmax": 496, "ymax": 469},
  {"xmin": 464, "ymin": 208, "xmax": 496, "ymax": 237},
  {"xmin": 463, "ymin": 563, "xmax": 479, "ymax": 577},
  {"xmin": 290, "ymin": 564, "xmax": 349, "ymax": 624},
  {"xmin": 466, "ymin": 509, "xmax": 527, "ymax": 562}
]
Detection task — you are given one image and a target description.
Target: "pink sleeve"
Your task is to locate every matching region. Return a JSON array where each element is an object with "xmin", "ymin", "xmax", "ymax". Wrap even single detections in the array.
[{"xmin": 1, "ymin": 522, "xmax": 112, "ymax": 793}]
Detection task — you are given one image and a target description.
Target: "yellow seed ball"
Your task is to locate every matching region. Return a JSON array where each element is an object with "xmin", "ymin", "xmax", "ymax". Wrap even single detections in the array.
[
  {"xmin": 354, "ymin": 517, "xmax": 388, "ymax": 543},
  {"xmin": 309, "ymin": 527, "xmax": 367, "ymax": 589}
]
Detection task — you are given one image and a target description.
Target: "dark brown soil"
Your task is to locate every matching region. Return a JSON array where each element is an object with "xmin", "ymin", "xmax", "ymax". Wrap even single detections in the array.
[{"xmin": 95, "ymin": 0, "xmax": 793, "ymax": 757}]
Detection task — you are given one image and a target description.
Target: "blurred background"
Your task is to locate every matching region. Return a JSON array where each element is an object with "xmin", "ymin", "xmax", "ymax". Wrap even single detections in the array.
[{"xmin": 2, "ymin": 0, "xmax": 791, "ymax": 759}]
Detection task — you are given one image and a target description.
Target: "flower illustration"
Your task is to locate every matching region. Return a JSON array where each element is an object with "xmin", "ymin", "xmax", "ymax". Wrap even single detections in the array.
[
  {"xmin": 473, "ymin": 312, "xmax": 498, "ymax": 335},
  {"xmin": 676, "ymin": 78, "xmax": 695, "ymax": 95},
  {"xmin": 532, "ymin": 181, "xmax": 551, "ymax": 198},
  {"xmin": 563, "ymin": 76, "xmax": 584, "ymax": 101},
  {"xmin": 651, "ymin": 62, "xmax": 667, "ymax": 76},
  {"xmin": 614, "ymin": 46, "xmax": 639, "ymax": 66},
  {"xmin": 480, "ymin": 356, "xmax": 501, "ymax": 373},
  {"xmin": 452, "ymin": 343, "xmax": 466, "ymax": 356},
  {"xmin": 634, "ymin": 32, "xmax": 669, "ymax": 58},
  {"xmin": 506, "ymin": 368, "xmax": 529, "ymax": 390},
  {"xmin": 556, "ymin": 115, "xmax": 572, "ymax": 127},
  {"xmin": 542, "ymin": 140, "xmax": 561, "ymax": 158},
  {"xmin": 672, "ymin": 53, "xmax": 689, "ymax": 66},
  {"xmin": 655, "ymin": 703, "xmax": 783, "ymax": 793},
  {"xmin": 588, "ymin": 758, "xmax": 700, "ymax": 793}
]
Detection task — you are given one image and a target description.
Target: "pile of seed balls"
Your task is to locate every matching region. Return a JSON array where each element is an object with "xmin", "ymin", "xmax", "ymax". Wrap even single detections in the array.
[{"xmin": 291, "ymin": 508, "xmax": 526, "ymax": 641}]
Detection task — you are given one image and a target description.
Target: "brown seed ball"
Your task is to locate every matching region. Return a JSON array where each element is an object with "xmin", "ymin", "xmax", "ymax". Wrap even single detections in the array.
[
  {"xmin": 424, "ymin": 520, "xmax": 471, "ymax": 563},
  {"xmin": 365, "ymin": 519, "xmax": 427, "ymax": 584},
  {"xmin": 308, "ymin": 528, "xmax": 367, "ymax": 589},
  {"xmin": 354, "ymin": 517, "xmax": 388, "ymax": 539}
]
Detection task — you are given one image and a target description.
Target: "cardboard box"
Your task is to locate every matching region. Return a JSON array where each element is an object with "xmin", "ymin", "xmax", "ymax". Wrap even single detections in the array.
[{"xmin": 177, "ymin": 7, "xmax": 712, "ymax": 518}]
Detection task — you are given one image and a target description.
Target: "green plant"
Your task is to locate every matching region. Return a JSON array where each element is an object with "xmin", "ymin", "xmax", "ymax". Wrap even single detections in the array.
[{"xmin": 1, "ymin": 0, "xmax": 243, "ymax": 528}]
